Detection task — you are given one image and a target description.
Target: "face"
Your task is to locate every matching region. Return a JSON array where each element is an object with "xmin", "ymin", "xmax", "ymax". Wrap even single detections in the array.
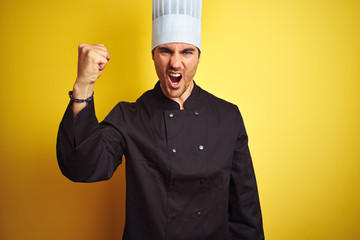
[{"xmin": 152, "ymin": 42, "xmax": 200, "ymax": 106}]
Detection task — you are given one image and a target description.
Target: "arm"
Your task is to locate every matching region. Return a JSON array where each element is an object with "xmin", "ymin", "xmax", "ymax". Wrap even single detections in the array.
[
  {"xmin": 56, "ymin": 43, "xmax": 123, "ymax": 182},
  {"xmin": 228, "ymin": 110, "xmax": 264, "ymax": 239}
]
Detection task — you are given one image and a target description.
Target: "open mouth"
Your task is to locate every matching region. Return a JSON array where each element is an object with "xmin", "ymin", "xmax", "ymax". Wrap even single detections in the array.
[{"xmin": 168, "ymin": 73, "xmax": 182, "ymax": 87}]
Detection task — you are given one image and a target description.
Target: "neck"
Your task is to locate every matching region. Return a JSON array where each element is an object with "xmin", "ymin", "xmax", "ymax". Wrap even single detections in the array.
[{"xmin": 167, "ymin": 81, "xmax": 194, "ymax": 110}]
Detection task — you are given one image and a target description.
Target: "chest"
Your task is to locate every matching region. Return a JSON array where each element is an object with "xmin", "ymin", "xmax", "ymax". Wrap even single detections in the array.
[{"xmin": 125, "ymin": 107, "xmax": 238, "ymax": 180}]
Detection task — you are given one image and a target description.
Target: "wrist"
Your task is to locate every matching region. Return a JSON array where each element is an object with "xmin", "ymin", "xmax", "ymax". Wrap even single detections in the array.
[
  {"xmin": 72, "ymin": 81, "xmax": 94, "ymax": 99},
  {"xmin": 69, "ymin": 91, "xmax": 94, "ymax": 103}
]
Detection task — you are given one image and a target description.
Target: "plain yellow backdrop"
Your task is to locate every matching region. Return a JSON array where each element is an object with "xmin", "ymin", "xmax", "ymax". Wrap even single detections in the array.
[{"xmin": 0, "ymin": 0, "xmax": 359, "ymax": 239}]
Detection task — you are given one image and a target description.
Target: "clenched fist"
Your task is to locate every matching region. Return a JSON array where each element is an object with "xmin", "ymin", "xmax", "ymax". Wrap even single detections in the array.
[
  {"xmin": 77, "ymin": 43, "xmax": 110, "ymax": 84},
  {"xmin": 72, "ymin": 43, "xmax": 110, "ymax": 116}
]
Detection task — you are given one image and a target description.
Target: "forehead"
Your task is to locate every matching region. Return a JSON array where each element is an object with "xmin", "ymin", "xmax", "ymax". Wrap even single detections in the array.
[{"xmin": 157, "ymin": 42, "xmax": 198, "ymax": 51}]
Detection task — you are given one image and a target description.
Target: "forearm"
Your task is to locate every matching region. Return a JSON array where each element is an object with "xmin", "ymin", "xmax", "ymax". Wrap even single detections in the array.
[
  {"xmin": 228, "ymin": 160, "xmax": 264, "ymax": 239},
  {"xmin": 56, "ymin": 101, "xmax": 123, "ymax": 182}
]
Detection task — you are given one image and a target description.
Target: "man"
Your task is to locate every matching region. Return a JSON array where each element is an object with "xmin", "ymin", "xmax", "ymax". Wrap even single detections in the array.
[{"xmin": 57, "ymin": 0, "xmax": 264, "ymax": 239}]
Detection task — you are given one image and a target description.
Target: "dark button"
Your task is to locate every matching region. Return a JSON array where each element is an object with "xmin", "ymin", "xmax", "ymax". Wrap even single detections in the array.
[
  {"xmin": 172, "ymin": 148, "xmax": 177, "ymax": 153},
  {"xmin": 171, "ymin": 181, "xmax": 176, "ymax": 188},
  {"xmin": 169, "ymin": 113, "xmax": 174, "ymax": 118},
  {"xmin": 194, "ymin": 111, "xmax": 199, "ymax": 116},
  {"xmin": 170, "ymin": 213, "xmax": 176, "ymax": 220},
  {"xmin": 199, "ymin": 145, "xmax": 204, "ymax": 150},
  {"xmin": 196, "ymin": 211, "xmax": 202, "ymax": 217},
  {"xmin": 200, "ymin": 179, "xmax": 206, "ymax": 185}
]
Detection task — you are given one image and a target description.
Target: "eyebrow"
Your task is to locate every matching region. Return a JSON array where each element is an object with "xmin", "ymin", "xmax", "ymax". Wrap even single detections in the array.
[
  {"xmin": 181, "ymin": 48, "xmax": 196, "ymax": 53},
  {"xmin": 158, "ymin": 47, "xmax": 173, "ymax": 53},
  {"xmin": 158, "ymin": 47, "xmax": 196, "ymax": 53}
]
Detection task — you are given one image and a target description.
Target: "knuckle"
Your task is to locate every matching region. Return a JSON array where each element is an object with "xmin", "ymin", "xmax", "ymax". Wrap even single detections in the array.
[
  {"xmin": 87, "ymin": 49, "xmax": 96, "ymax": 57},
  {"xmin": 78, "ymin": 43, "xmax": 86, "ymax": 49},
  {"xmin": 96, "ymin": 43, "xmax": 107, "ymax": 51},
  {"xmin": 78, "ymin": 43, "xmax": 90, "ymax": 55}
]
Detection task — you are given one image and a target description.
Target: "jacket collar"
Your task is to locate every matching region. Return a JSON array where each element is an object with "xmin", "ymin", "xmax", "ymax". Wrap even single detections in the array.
[{"xmin": 151, "ymin": 80, "xmax": 201, "ymax": 111}]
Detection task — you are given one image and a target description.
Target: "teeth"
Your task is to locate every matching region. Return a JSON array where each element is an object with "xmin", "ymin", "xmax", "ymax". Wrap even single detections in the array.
[{"xmin": 169, "ymin": 73, "xmax": 181, "ymax": 77}]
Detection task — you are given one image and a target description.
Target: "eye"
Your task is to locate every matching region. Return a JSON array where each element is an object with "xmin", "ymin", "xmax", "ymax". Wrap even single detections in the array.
[
  {"xmin": 183, "ymin": 51, "xmax": 193, "ymax": 55},
  {"xmin": 160, "ymin": 49, "xmax": 171, "ymax": 54}
]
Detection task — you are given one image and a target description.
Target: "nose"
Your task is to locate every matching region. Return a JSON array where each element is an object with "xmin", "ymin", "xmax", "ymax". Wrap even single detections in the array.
[{"xmin": 169, "ymin": 53, "xmax": 182, "ymax": 70}]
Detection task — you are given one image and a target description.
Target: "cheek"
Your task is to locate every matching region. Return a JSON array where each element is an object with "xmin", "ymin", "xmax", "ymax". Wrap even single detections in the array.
[
  {"xmin": 154, "ymin": 61, "xmax": 165, "ymax": 75},
  {"xmin": 156, "ymin": 60, "xmax": 168, "ymax": 72},
  {"xmin": 185, "ymin": 60, "xmax": 199, "ymax": 75}
]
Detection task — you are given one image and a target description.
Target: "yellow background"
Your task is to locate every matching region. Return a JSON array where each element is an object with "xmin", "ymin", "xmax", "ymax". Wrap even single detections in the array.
[{"xmin": 0, "ymin": 0, "xmax": 359, "ymax": 239}]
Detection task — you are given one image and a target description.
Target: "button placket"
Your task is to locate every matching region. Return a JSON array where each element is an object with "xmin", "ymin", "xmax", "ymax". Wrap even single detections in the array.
[{"xmin": 170, "ymin": 213, "xmax": 176, "ymax": 221}]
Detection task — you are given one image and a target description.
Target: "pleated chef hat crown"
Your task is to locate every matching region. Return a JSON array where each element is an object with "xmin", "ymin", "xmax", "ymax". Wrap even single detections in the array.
[{"xmin": 152, "ymin": 0, "xmax": 202, "ymax": 51}]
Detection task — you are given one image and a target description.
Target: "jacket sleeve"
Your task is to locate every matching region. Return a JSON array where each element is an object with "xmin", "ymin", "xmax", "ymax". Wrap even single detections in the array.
[
  {"xmin": 228, "ymin": 109, "xmax": 264, "ymax": 239},
  {"xmin": 56, "ymin": 101, "xmax": 125, "ymax": 182}
]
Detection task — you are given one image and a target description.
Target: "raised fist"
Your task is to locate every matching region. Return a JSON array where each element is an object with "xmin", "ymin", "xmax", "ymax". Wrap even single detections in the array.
[
  {"xmin": 71, "ymin": 43, "xmax": 110, "ymax": 115},
  {"xmin": 76, "ymin": 43, "xmax": 111, "ymax": 85},
  {"xmin": 72, "ymin": 43, "xmax": 110, "ymax": 102}
]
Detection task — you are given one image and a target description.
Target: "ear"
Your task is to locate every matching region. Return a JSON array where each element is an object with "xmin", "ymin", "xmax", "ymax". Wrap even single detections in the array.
[
  {"xmin": 196, "ymin": 47, "xmax": 201, "ymax": 62},
  {"xmin": 151, "ymin": 48, "xmax": 155, "ymax": 60}
]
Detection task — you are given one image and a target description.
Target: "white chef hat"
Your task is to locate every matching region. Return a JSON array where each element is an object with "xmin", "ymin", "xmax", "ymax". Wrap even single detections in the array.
[{"xmin": 152, "ymin": 0, "xmax": 202, "ymax": 51}]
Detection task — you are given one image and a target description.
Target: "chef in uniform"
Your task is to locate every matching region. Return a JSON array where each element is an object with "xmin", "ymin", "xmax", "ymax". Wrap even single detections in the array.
[{"xmin": 57, "ymin": 0, "xmax": 264, "ymax": 239}]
